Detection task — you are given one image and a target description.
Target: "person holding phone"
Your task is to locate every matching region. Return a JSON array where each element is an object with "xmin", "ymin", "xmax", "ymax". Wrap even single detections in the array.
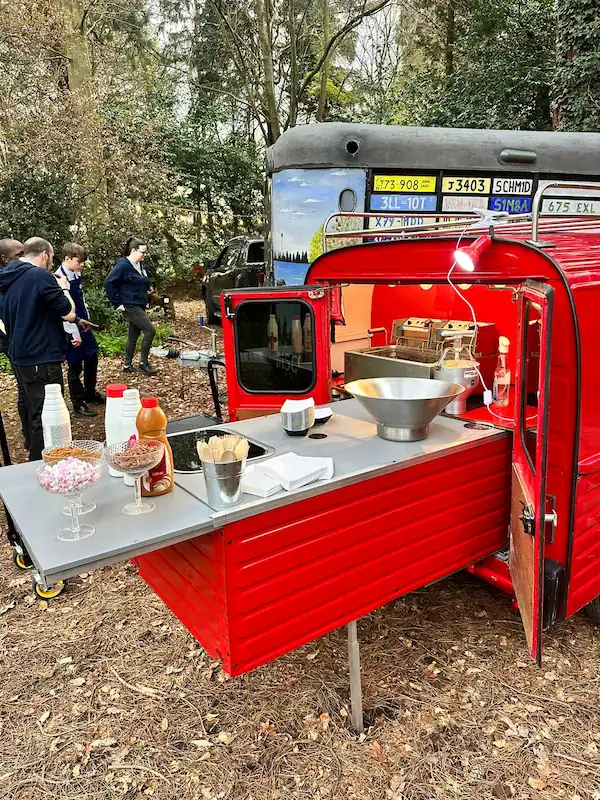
[{"xmin": 56, "ymin": 243, "xmax": 102, "ymax": 417}]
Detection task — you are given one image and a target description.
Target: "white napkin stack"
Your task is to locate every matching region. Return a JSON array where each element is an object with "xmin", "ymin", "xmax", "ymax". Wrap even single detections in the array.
[{"xmin": 242, "ymin": 452, "xmax": 334, "ymax": 497}]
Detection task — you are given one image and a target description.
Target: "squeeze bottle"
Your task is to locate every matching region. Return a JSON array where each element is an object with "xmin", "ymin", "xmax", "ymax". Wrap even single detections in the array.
[
  {"xmin": 136, "ymin": 397, "xmax": 174, "ymax": 497},
  {"xmin": 41, "ymin": 384, "xmax": 71, "ymax": 449},
  {"xmin": 120, "ymin": 388, "xmax": 142, "ymax": 486},
  {"xmin": 492, "ymin": 336, "xmax": 511, "ymax": 408},
  {"xmin": 105, "ymin": 383, "xmax": 127, "ymax": 477}
]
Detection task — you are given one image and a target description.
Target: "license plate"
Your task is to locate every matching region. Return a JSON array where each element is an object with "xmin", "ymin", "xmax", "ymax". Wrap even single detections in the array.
[
  {"xmin": 489, "ymin": 196, "xmax": 532, "ymax": 213},
  {"xmin": 492, "ymin": 178, "xmax": 533, "ymax": 195},
  {"xmin": 442, "ymin": 177, "xmax": 491, "ymax": 194},
  {"xmin": 373, "ymin": 175, "xmax": 436, "ymax": 193},
  {"xmin": 371, "ymin": 216, "xmax": 425, "ymax": 229},
  {"xmin": 542, "ymin": 198, "xmax": 600, "ymax": 215},
  {"xmin": 441, "ymin": 195, "xmax": 487, "ymax": 212},
  {"xmin": 370, "ymin": 194, "xmax": 437, "ymax": 212},
  {"xmin": 538, "ymin": 179, "xmax": 600, "ymax": 198}
]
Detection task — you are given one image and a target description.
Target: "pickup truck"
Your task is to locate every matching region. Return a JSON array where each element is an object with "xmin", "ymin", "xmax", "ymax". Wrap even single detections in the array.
[{"xmin": 202, "ymin": 237, "xmax": 265, "ymax": 323}]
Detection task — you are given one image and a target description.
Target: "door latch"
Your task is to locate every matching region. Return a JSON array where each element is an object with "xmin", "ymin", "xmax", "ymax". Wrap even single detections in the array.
[
  {"xmin": 519, "ymin": 500, "xmax": 535, "ymax": 536},
  {"xmin": 223, "ymin": 294, "xmax": 235, "ymax": 320}
]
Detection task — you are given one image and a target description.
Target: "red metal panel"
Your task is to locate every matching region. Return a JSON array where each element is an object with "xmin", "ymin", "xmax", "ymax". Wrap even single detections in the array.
[
  {"xmin": 136, "ymin": 532, "xmax": 232, "ymax": 670},
  {"xmin": 224, "ymin": 438, "xmax": 511, "ymax": 675},
  {"xmin": 567, "ymin": 470, "xmax": 600, "ymax": 616}
]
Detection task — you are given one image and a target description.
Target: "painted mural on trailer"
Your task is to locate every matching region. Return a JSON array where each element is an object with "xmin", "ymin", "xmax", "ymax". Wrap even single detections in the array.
[{"xmin": 272, "ymin": 168, "xmax": 367, "ymax": 286}]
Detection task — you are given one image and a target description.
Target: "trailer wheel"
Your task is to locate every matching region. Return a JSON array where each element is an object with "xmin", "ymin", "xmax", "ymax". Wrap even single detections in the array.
[
  {"xmin": 33, "ymin": 580, "xmax": 65, "ymax": 600},
  {"xmin": 584, "ymin": 597, "xmax": 600, "ymax": 624},
  {"xmin": 13, "ymin": 551, "xmax": 33, "ymax": 571}
]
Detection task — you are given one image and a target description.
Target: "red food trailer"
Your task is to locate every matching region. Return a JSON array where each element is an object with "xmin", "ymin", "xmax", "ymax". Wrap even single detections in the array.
[{"xmin": 216, "ymin": 189, "xmax": 600, "ymax": 673}]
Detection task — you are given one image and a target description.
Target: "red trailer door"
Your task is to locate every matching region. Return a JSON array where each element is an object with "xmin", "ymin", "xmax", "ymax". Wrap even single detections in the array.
[
  {"xmin": 510, "ymin": 280, "xmax": 554, "ymax": 665},
  {"xmin": 221, "ymin": 286, "xmax": 331, "ymax": 421}
]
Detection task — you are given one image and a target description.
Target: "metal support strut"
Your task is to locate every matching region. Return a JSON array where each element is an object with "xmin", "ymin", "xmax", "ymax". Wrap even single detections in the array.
[{"xmin": 347, "ymin": 619, "xmax": 364, "ymax": 733}]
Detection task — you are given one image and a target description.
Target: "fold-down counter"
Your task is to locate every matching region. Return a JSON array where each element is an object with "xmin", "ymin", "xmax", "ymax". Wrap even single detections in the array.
[{"xmin": 137, "ymin": 401, "xmax": 512, "ymax": 676}]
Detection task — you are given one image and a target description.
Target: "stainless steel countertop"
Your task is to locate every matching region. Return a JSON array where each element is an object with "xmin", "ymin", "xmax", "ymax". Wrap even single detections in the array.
[
  {"xmin": 175, "ymin": 400, "xmax": 509, "ymax": 525},
  {"xmin": 0, "ymin": 399, "xmax": 508, "ymax": 586},
  {"xmin": 0, "ymin": 468, "xmax": 215, "ymax": 585}
]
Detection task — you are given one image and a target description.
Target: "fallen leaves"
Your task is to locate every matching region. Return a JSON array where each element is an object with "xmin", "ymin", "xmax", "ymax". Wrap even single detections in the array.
[
  {"xmin": 528, "ymin": 777, "xmax": 547, "ymax": 790},
  {"xmin": 39, "ymin": 710, "xmax": 50, "ymax": 724},
  {"xmin": 70, "ymin": 677, "xmax": 86, "ymax": 687},
  {"xmin": 0, "ymin": 601, "xmax": 15, "ymax": 615}
]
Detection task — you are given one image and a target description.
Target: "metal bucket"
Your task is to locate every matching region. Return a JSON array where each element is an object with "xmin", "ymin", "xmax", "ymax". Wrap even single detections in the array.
[{"xmin": 203, "ymin": 459, "xmax": 247, "ymax": 508}]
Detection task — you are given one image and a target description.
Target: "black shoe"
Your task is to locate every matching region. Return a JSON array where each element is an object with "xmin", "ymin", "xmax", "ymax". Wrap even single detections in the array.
[
  {"xmin": 73, "ymin": 402, "xmax": 97, "ymax": 418},
  {"xmin": 139, "ymin": 363, "xmax": 157, "ymax": 375},
  {"xmin": 86, "ymin": 392, "xmax": 105, "ymax": 404},
  {"xmin": 123, "ymin": 364, "xmax": 136, "ymax": 373}
]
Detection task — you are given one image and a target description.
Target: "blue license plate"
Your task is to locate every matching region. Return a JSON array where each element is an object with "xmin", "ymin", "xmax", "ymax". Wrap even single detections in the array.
[
  {"xmin": 489, "ymin": 196, "xmax": 532, "ymax": 214},
  {"xmin": 370, "ymin": 194, "xmax": 437, "ymax": 213}
]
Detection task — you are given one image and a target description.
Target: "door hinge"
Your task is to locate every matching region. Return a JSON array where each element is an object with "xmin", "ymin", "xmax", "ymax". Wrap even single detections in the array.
[
  {"xmin": 519, "ymin": 500, "xmax": 535, "ymax": 536},
  {"xmin": 223, "ymin": 294, "xmax": 235, "ymax": 320},
  {"xmin": 308, "ymin": 288, "xmax": 325, "ymax": 300}
]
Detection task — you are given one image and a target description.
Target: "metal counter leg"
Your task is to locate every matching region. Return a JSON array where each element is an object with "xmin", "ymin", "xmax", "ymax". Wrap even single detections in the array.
[{"xmin": 347, "ymin": 619, "xmax": 364, "ymax": 733}]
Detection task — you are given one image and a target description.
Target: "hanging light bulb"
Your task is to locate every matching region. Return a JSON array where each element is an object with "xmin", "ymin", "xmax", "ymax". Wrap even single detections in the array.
[{"xmin": 453, "ymin": 235, "xmax": 493, "ymax": 272}]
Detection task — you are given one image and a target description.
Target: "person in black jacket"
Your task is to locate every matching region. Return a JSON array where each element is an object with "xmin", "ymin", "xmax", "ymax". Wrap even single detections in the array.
[
  {"xmin": 104, "ymin": 237, "xmax": 156, "ymax": 375},
  {"xmin": 0, "ymin": 238, "xmax": 29, "ymax": 448},
  {"xmin": 0, "ymin": 237, "xmax": 76, "ymax": 460}
]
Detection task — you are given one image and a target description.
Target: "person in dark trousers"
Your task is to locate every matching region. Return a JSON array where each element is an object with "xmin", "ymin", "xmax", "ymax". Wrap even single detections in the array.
[
  {"xmin": 0, "ymin": 238, "xmax": 29, "ymax": 449},
  {"xmin": 0, "ymin": 237, "xmax": 76, "ymax": 461},
  {"xmin": 55, "ymin": 243, "xmax": 102, "ymax": 418},
  {"xmin": 104, "ymin": 237, "xmax": 156, "ymax": 375}
]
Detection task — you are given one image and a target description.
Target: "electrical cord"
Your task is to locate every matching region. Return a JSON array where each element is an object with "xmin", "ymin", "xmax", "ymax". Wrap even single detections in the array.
[{"xmin": 446, "ymin": 225, "xmax": 538, "ymax": 425}]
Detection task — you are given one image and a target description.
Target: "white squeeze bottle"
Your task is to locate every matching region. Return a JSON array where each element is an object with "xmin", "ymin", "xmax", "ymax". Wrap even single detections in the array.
[
  {"xmin": 120, "ymin": 388, "xmax": 142, "ymax": 486},
  {"xmin": 105, "ymin": 383, "xmax": 127, "ymax": 477},
  {"xmin": 41, "ymin": 384, "xmax": 71, "ymax": 449},
  {"xmin": 493, "ymin": 336, "xmax": 511, "ymax": 407}
]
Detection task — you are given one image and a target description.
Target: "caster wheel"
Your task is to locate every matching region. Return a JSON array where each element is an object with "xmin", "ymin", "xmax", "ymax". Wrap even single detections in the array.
[
  {"xmin": 33, "ymin": 581, "xmax": 65, "ymax": 600},
  {"xmin": 13, "ymin": 551, "xmax": 33, "ymax": 570}
]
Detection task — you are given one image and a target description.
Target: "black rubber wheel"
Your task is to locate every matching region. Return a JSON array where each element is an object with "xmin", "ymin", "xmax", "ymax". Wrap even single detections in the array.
[
  {"xmin": 204, "ymin": 291, "xmax": 219, "ymax": 325},
  {"xmin": 13, "ymin": 550, "xmax": 33, "ymax": 570},
  {"xmin": 584, "ymin": 597, "xmax": 600, "ymax": 624},
  {"xmin": 33, "ymin": 580, "xmax": 66, "ymax": 600}
]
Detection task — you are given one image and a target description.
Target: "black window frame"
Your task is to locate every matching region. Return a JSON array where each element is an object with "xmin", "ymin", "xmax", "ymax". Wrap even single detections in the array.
[{"xmin": 234, "ymin": 298, "xmax": 318, "ymax": 396}]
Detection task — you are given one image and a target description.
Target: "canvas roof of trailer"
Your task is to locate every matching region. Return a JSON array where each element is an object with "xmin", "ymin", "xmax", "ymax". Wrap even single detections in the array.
[{"xmin": 266, "ymin": 123, "xmax": 600, "ymax": 175}]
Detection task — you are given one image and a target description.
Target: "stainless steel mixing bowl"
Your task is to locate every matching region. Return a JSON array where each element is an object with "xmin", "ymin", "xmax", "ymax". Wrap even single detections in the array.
[{"xmin": 345, "ymin": 376, "xmax": 465, "ymax": 441}]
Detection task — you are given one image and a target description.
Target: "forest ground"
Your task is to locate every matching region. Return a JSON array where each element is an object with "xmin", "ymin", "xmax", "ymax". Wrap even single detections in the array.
[{"xmin": 0, "ymin": 301, "xmax": 599, "ymax": 800}]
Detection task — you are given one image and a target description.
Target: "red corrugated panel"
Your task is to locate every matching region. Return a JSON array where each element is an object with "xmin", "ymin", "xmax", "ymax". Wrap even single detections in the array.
[
  {"xmin": 224, "ymin": 437, "xmax": 511, "ymax": 675},
  {"xmin": 567, "ymin": 470, "xmax": 600, "ymax": 616},
  {"xmin": 136, "ymin": 532, "xmax": 231, "ymax": 667},
  {"xmin": 135, "ymin": 438, "xmax": 510, "ymax": 677}
]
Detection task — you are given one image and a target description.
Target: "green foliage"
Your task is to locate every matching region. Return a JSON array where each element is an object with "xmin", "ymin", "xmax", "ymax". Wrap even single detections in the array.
[
  {"xmin": 0, "ymin": 354, "xmax": 12, "ymax": 374},
  {"xmin": 554, "ymin": 0, "xmax": 600, "ymax": 131}
]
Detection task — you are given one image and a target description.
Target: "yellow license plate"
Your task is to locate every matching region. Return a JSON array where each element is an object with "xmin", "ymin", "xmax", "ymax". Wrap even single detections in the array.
[
  {"xmin": 442, "ymin": 177, "xmax": 491, "ymax": 194},
  {"xmin": 373, "ymin": 175, "xmax": 436, "ymax": 193}
]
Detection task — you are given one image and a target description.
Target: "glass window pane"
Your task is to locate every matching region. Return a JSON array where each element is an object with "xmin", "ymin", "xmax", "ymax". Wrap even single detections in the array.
[
  {"xmin": 236, "ymin": 300, "xmax": 316, "ymax": 393},
  {"xmin": 520, "ymin": 300, "xmax": 541, "ymax": 474},
  {"xmin": 339, "ymin": 188, "xmax": 357, "ymax": 212}
]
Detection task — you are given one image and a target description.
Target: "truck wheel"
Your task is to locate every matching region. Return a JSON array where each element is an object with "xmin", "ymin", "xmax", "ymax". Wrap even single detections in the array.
[
  {"xmin": 584, "ymin": 597, "xmax": 600, "ymax": 624},
  {"xmin": 205, "ymin": 292, "xmax": 219, "ymax": 325}
]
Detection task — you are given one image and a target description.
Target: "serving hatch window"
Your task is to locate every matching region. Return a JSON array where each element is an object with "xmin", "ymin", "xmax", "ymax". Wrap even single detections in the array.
[{"xmin": 235, "ymin": 300, "xmax": 316, "ymax": 394}]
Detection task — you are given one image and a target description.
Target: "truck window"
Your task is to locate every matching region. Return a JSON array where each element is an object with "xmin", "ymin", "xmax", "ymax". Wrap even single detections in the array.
[
  {"xmin": 226, "ymin": 242, "xmax": 243, "ymax": 271},
  {"xmin": 247, "ymin": 242, "xmax": 264, "ymax": 263},
  {"xmin": 235, "ymin": 300, "xmax": 316, "ymax": 394}
]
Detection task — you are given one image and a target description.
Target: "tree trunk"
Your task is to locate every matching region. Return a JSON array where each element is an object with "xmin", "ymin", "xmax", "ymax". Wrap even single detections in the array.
[
  {"xmin": 61, "ymin": 0, "xmax": 92, "ymax": 91},
  {"xmin": 553, "ymin": 0, "xmax": 600, "ymax": 131},
  {"xmin": 316, "ymin": 0, "xmax": 330, "ymax": 122},
  {"xmin": 253, "ymin": 0, "xmax": 281, "ymax": 143},
  {"xmin": 444, "ymin": 0, "xmax": 456, "ymax": 79},
  {"xmin": 288, "ymin": 0, "xmax": 298, "ymax": 128}
]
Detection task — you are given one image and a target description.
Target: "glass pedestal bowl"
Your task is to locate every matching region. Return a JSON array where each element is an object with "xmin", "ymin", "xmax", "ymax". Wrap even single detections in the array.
[
  {"xmin": 42, "ymin": 441, "xmax": 104, "ymax": 516},
  {"xmin": 105, "ymin": 439, "xmax": 165, "ymax": 515},
  {"xmin": 37, "ymin": 448, "xmax": 104, "ymax": 541}
]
